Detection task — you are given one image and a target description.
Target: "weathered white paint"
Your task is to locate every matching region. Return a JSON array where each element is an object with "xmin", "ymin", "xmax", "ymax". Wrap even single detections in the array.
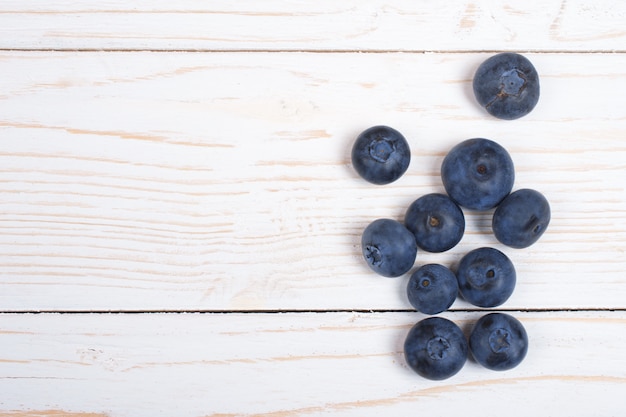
[
  {"xmin": 0, "ymin": 1, "xmax": 624, "ymax": 51},
  {"xmin": 0, "ymin": 2, "xmax": 625, "ymax": 416},
  {"xmin": 0, "ymin": 311, "xmax": 624, "ymax": 417},
  {"xmin": 0, "ymin": 52, "xmax": 624, "ymax": 311}
]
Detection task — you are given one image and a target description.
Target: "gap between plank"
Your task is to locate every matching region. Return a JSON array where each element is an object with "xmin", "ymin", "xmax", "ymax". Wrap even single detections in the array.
[
  {"xmin": 0, "ymin": 48, "xmax": 624, "ymax": 54},
  {"xmin": 1, "ymin": 308, "xmax": 624, "ymax": 315}
]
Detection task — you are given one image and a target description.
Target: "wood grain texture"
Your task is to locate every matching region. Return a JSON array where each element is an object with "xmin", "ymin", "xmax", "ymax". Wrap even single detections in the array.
[
  {"xmin": 1, "ymin": 2, "xmax": 625, "ymax": 416},
  {"xmin": 0, "ymin": 413, "xmax": 107, "ymax": 417},
  {"xmin": 0, "ymin": 311, "xmax": 624, "ymax": 416},
  {"xmin": 0, "ymin": 1, "xmax": 625, "ymax": 51},
  {"xmin": 1, "ymin": 51, "xmax": 625, "ymax": 311}
]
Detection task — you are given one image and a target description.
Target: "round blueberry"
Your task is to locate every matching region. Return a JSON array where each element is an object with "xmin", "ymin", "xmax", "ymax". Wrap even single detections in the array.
[
  {"xmin": 456, "ymin": 247, "xmax": 516, "ymax": 308},
  {"xmin": 351, "ymin": 125, "xmax": 411, "ymax": 185},
  {"xmin": 404, "ymin": 317, "xmax": 468, "ymax": 380},
  {"xmin": 441, "ymin": 138, "xmax": 515, "ymax": 211},
  {"xmin": 473, "ymin": 52, "xmax": 540, "ymax": 120},
  {"xmin": 361, "ymin": 218, "xmax": 417, "ymax": 278},
  {"xmin": 469, "ymin": 313, "xmax": 528, "ymax": 371},
  {"xmin": 407, "ymin": 264, "xmax": 459, "ymax": 315},
  {"xmin": 405, "ymin": 193, "xmax": 465, "ymax": 253},
  {"xmin": 493, "ymin": 188, "xmax": 551, "ymax": 249}
]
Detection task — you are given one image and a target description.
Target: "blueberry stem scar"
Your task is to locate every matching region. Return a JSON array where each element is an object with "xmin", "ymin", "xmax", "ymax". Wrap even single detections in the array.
[
  {"xmin": 489, "ymin": 328, "xmax": 511, "ymax": 353},
  {"xmin": 364, "ymin": 245, "xmax": 383, "ymax": 266},
  {"xmin": 369, "ymin": 138, "xmax": 395, "ymax": 163},
  {"xmin": 486, "ymin": 69, "xmax": 528, "ymax": 109},
  {"xmin": 427, "ymin": 336, "xmax": 450, "ymax": 360}
]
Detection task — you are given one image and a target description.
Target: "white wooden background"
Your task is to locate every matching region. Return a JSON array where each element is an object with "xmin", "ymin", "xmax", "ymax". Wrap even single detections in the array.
[{"xmin": 0, "ymin": 1, "xmax": 625, "ymax": 416}]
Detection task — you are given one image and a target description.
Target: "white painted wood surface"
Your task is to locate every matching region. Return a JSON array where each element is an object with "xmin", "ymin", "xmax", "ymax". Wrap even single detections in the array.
[
  {"xmin": 1, "ymin": 311, "xmax": 625, "ymax": 417},
  {"xmin": 0, "ymin": 1, "xmax": 625, "ymax": 416},
  {"xmin": 1, "ymin": 51, "xmax": 624, "ymax": 311},
  {"xmin": 0, "ymin": 1, "xmax": 625, "ymax": 52}
]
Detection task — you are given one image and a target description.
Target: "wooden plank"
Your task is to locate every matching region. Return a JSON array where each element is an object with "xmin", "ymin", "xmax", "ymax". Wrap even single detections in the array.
[
  {"xmin": 0, "ymin": 51, "xmax": 625, "ymax": 311},
  {"xmin": 0, "ymin": 311, "xmax": 624, "ymax": 416},
  {"xmin": 0, "ymin": 1, "xmax": 625, "ymax": 51}
]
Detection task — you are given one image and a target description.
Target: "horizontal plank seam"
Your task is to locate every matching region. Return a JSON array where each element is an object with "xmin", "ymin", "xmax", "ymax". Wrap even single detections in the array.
[
  {"xmin": 0, "ymin": 48, "xmax": 625, "ymax": 54},
  {"xmin": 1, "ymin": 308, "xmax": 625, "ymax": 315}
]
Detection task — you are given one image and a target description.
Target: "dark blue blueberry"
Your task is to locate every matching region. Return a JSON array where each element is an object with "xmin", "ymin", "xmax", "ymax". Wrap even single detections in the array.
[
  {"xmin": 456, "ymin": 247, "xmax": 516, "ymax": 308},
  {"xmin": 493, "ymin": 188, "xmax": 551, "ymax": 249},
  {"xmin": 407, "ymin": 264, "xmax": 458, "ymax": 315},
  {"xmin": 469, "ymin": 313, "xmax": 528, "ymax": 371},
  {"xmin": 351, "ymin": 125, "xmax": 411, "ymax": 185},
  {"xmin": 361, "ymin": 218, "xmax": 417, "ymax": 277},
  {"xmin": 404, "ymin": 317, "xmax": 468, "ymax": 380},
  {"xmin": 441, "ymin": 138, "xmax": 515, "ymax": 211},
  {"xmin": 405, "ymin": 193, "xmax": 465, "ymax": 253},
  {"xmin": 473, "ymin": 52, "xmax": 540, "ymax": 120}
]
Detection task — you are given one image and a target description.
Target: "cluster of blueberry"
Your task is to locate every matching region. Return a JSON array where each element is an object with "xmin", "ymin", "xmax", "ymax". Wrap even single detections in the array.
[{"xmin": 351, "ymin": 53, "xmax": 550, "ymax": 380}]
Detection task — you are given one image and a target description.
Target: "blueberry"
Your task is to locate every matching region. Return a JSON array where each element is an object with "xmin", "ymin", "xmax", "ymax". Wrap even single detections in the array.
[
  {"xmin": 441, "ymin": 138, "xmax": 514, "ymax": 211},
  {"xmin": 361, "ymin": 218, "xmax": 417, "ymax": 277},
  {"xmin": 404, "ymin": 193, "xmax": 465, "ymax": 253},
  {"xmin": 351, "ymin": 125, "xmax": 411, "ymax": 185},
  {"xmin": 469, "ymin": 313, "xmax": 528, "ymax": 371},
  {"xmin": 473, "ymin": 52, "xmax": 540, "ymax": 120},
  {"xmin": 404, "ymin": 317, "xmax": 468, "ymax": 380},
  {"xmin": 407, "ymin": 264, "xmax": 458, "ymax": 315},
  {"xmin": 456, "ymin": 247, "xmax": 516, "ymax": 308},
  {"xmin": 493, "ymin": 188, "xmax": 551, "ymax": 249}
]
